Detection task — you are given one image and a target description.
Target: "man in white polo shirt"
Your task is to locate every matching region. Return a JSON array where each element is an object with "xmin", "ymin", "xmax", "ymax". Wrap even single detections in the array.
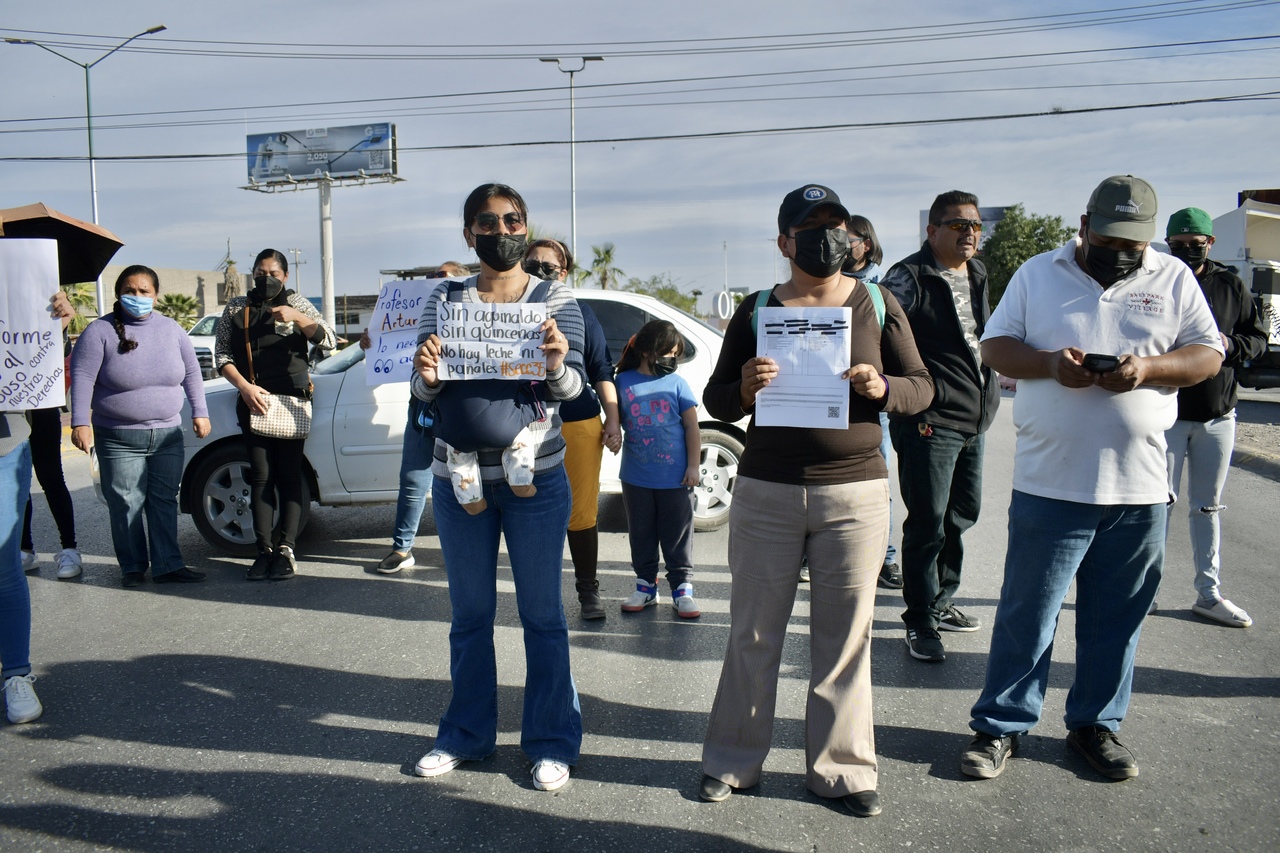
[{"xmin": 959, "ymin": 175, "xmax": 1223, "ymax": 782}]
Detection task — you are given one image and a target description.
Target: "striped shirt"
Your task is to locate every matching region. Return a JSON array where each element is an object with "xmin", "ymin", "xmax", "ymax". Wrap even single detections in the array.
[{"xmin": 410, "ymin": 275, "xmax": 586, "ymax": 482}]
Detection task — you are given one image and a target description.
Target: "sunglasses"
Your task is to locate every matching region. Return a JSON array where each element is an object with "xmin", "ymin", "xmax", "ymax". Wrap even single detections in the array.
[
  {"xmin": 523, "ymin": 260, "xmax": 563, "ymax": 279},
  {"xmin": 938, "ymin": 219, "xmax": 983, "ymax": 233},
  {"xmin": 473, "ymin": 211, "xmax": 526, "ymax": 233}
]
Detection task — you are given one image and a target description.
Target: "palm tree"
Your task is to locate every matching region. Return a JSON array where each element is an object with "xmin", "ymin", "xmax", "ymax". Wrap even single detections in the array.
[
  {"xmin": 155, "ymin": 293, "xmax": 200, "ymax": 330},
  {"xmin": 64, "ymin": 283, "xmax": 97, "ymax": 335},
  {"xmin": 589, "ymin": 243, "xmax": 626, "ymax": 290}
]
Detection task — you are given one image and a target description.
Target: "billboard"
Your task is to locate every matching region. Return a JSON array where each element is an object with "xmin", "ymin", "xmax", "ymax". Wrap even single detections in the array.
[{"xmin": 246, "ymin": 123, "xmax": 396, "ymax": 184}]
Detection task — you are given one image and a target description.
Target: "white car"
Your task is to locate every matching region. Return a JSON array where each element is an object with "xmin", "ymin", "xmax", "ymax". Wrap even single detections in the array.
[
  {"xmin": 178, "ymin": 290, "xmax": 745, "ymax": 555},
  {"xmin": 187, "ymin": 313, "xmax": 220, "ymax": 380}
]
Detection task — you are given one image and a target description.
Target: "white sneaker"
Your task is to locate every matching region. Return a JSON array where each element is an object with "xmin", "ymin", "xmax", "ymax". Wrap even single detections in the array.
[
  {"xmin": 414, "ymin": 748, "xmax": 463, "ymax": 777},
  {"xmin": 621, "ymin": 580, "xmax": 659, "ymax": 612},
  {"xmin": 1192, "ymin": 598, "xmax": 1252, "ymax": 628},
  {"xmin": 672, "ymin": 582, "xmax": 701, "ymax": 618},
  {"xmin": 531, "ymin": 758, "xmax": 570, "ymax": 791},
  {"xmin": 4, "ymin": 674, "xmax": 43, "ymax": 724},
  {"xmin": 21, "ymin": 551, "xmax": 39, "ymax": 574},
  {"xmin": 55, "ymin": 548, "xmax": 83, "ymax": 580},
  {"xmin": 799, "ymin": 565, "xmax": 811, "ymax": 583}
]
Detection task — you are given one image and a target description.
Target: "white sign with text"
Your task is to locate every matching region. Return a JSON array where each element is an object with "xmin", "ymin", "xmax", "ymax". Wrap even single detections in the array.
[
  {"xmin": 0, "ymin": 239, "xmax": 66, "ymax": 410},
  {"xmin": 436, "ymin": 300, "xmax": 547, "ymax": 381},
  {"xmin": 364, "ymin": 280, "xmax": 432, "ymax": 385}
]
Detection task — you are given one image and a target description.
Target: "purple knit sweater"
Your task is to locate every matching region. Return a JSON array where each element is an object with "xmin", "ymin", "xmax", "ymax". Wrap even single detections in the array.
[{"xmin": 70, "ymin": 311, "xmax": 209, "ymax": 429}]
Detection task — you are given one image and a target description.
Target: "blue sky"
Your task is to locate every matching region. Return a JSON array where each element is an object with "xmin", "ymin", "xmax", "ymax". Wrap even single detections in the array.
[{"xmin": 2, "ymin": 1, "xmax": 1276, "ymax": 313}]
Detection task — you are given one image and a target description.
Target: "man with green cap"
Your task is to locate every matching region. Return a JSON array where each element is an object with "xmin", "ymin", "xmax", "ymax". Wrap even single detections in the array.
[
  {"xmin": 958, "ymin": 175, "xmax": 1224, "ymax": 783},
  {"xmin": 1163, "ymin": 207, "xmax": 1268, "ymax": 627}
]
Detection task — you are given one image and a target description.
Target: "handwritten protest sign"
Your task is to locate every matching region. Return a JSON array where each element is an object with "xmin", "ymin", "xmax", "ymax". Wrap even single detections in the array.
[
  {"xmin": 364, "ymin": 279, "xmax": 432, "ymax": 385},
  {"xmin": 0, "ymin": 239, "xmax": 66, "ymax": 410},
  {"xmin": 436, "ymin": 300, "xmax": 546, "ymax": 381}
]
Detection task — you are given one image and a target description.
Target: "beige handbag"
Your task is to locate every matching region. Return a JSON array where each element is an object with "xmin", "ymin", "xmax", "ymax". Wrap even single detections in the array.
[{"xmin": 243, "ymin": 305, "xmax": 312, "ymax": 440}]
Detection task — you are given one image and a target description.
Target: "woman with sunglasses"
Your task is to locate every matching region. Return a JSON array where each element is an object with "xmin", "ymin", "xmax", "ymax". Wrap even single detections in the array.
[
  {"xmin": 409, "ymin": 185, "xmax": 587, "ymax": 792},
  {"xmin": 523, "ymin": 239, "xmax": 621, "ymax": 620}
]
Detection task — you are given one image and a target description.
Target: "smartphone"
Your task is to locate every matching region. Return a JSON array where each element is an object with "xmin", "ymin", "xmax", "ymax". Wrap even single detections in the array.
[{"xmin": 1082, "ymin": 353, "xmax": 1119, "ymax": 373}]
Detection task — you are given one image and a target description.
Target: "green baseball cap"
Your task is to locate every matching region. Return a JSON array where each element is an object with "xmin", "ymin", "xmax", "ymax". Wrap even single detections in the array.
[
  {"xmin": 1166, "ymin": 207, "xmax": 1214, "ymax": 238},
  {"xmin": 1086, "ymin": 175, "xmax": 1158, "ymax": 242}
]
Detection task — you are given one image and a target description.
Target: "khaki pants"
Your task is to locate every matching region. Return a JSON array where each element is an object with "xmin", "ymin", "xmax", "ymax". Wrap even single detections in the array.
[{"xmin": 702, "ymin": 476, "xmax": 888, "ymax": 797}]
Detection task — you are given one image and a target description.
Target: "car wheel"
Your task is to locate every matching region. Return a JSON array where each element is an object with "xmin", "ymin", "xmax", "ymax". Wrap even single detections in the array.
[
  {"xmin": 694, "ymin": 428, "xmax": 741, "ymax": 531},
  {"xmin": 188, "ymin": 443, "xmax": 311, "ymax": 557}
]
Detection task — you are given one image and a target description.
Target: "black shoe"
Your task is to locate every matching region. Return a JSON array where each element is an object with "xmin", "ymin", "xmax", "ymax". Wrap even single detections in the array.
[
  {"xmin": 877, "ymin": 562, "xmax": 903, "ymax": 589},
  {"xmin": 376, "ymin": 550, "xmax": 415, "ymax": 575},
  {"xmin": 841, "ymin": 790, "xmax": 882, "ymax": 818},
  {"xmin": 154, "ymin": 567, "xmax": 207, "ymax": 584},
  {"xmin": 121, "ymin": 571, "xmax": 146, "ymax": 589},
  {"xmin": 699, "ymin": 775, "xmax": 732, "ymax": 802},
  {"xmin": 1067, "ymin": 726, "xmax": 1138, "ymax": 780},
  {"xmin": 938, "ymin": 605, "xmax": 981, "ymax": 633},
  {"xmin": 246, "ymin": 550, "xmax": 273, "ymax": 582},
  {"xmin": 961, "ymin": 732, "xmax": 1019, "ymax": 779},
  {"xmin": 269, "ymin": 546, "xmax": 297, "ymax": 580},
  {"xmin": 905, "ymin": 626, "xmax": 945, "ymax": 662},
  {"xmin": 579, "ymin": 590, "xmax": 606, "ymax": 621}
]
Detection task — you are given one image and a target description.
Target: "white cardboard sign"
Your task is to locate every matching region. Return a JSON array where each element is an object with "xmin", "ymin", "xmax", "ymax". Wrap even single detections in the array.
[
  {"xmin": 436, "ymin": 300, "xmax": 547, "ymax": 381},
  {"xmin": 0, "ymin": 239, "xmax": 67, "ymax": 410},
  {"xmin": 364, "ymin": 280, "xmax": 432, "ymax": 385}
]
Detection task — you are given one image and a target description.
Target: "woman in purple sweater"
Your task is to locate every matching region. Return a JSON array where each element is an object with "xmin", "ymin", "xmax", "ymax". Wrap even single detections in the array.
[{"xmin": 70, "ymin": 266, "xmax": 211, "ymax": 588}]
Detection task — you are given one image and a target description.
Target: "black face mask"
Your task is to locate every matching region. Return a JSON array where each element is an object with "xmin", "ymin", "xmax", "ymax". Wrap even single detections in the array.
[
  {"xmin": 1169, "ymin": 243, "xmax": 1209, "ymax": 271},
  {"xmin": 791, "ymin": 227, "xmax": 849, "ymax": 278},
  {"xmin": 1084, "ymin": 237, "xmax": 1144, "ymax": 286},
  {"xmin": 473, "ymin": 233, "xmax": 527, "ymax": 272},
  {"xmin": 253, "ymin": 275, "xmax": 285, "ymax": 300},
  {"xmin": 653, "ymin": 356, "xmax": 679, "ymax": 376},
  {"xmin": 522, "ymin": 260, "xmax": 562, "ymax": 280}
]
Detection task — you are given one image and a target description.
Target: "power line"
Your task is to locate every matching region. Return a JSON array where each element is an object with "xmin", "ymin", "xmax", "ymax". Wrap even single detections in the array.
[{"xmin": 2, "ymin": 89, "xmax": 1273, "ymax": 163}]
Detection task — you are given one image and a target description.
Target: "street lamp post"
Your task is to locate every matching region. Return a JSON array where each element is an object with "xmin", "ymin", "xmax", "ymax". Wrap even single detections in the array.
[
  {"xmin": 6, "ymin": 25, "xmax": 167, "ymax": 314},
  {"xmin": 539, "ymin": 56, "xmax": 602, "ymax": 264}
]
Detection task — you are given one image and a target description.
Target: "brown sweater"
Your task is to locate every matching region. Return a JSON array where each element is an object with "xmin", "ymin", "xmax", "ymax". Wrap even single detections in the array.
[{"xmin": 705, "ymin": 282, "xmax": 934, "ymax": 485}]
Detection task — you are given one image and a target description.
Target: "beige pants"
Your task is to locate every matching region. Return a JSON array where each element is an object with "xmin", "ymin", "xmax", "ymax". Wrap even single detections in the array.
[{"xmin": 702, "ymin": 475, "xmax": 889, "ymax": 797}]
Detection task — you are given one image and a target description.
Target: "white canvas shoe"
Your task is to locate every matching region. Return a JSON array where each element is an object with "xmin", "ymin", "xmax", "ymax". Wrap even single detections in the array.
[
  {"xmin": 55, "ymin": 548, "xmax": 83, "ymax": 580},
  {"xmin": 4, "ymin": 674, "xmax": 43, "ymax": 724},
  {"xmin": 21, "ymin": 551, "xmax": 39, "ymax": 574},
  {"xmin": 531, "ymin": 758, "xmax": 570, "ymax": 791},
  {"xmin": 1192, "ymin": 598, "xmax": 1252, "ymax": 628}
]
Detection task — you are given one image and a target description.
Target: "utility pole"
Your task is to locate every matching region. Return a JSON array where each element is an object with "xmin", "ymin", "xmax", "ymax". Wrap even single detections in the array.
[{"xmin": 287, "ymin": 248, "xmax": 307, "ymax": 296}]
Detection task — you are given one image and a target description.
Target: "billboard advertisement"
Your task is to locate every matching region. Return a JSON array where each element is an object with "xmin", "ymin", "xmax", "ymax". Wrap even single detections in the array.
[{"xmin": 246, "ymin": 123, "xmax": 396, "ymax": 184}]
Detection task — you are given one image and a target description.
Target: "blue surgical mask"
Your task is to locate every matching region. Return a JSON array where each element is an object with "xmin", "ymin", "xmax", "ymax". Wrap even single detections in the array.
[{"xmin": 120, "ymin": 295, "xmax": 154, "ymax": 318}]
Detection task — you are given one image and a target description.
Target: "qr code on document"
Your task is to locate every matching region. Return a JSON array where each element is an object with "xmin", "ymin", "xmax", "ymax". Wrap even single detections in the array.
[{"xmin": 827, "ymin": 406, "xmax": 840, "ymax": 419}]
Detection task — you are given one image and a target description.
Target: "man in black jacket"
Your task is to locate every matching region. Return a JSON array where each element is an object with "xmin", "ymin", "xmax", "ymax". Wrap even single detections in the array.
[
  {"xmin": 1163, "ymin": 207, "xmax": 1268, "ymax": 628},
  {"xmin": 882, "ymin": 190, "xmax": 1000, "ymax": 663}
]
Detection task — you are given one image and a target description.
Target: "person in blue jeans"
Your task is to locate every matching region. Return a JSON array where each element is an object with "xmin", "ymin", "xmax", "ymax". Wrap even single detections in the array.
[
  {"xmin": 70, "ymin": 266, "xmax": 211, "ymax": 588},
  {"xmin": 360, "ymin": 261, "xmax": 471, "ymax": 575},
  {"xmin": 962, "ymin": 175, "xmax": 1224, "ymax": 782},
  {"xmin": 407, "ymin": 183, "xmax": 586, "ymax": 792}
]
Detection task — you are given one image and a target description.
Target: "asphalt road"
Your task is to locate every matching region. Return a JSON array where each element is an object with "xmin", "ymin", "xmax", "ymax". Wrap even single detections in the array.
[{"xmin": 3, "ymin": 395, "xmax": 1278, "ymax": 852}]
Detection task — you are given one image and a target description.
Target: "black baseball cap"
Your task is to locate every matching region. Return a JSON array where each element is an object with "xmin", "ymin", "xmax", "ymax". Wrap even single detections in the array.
[{"xmin": 778, "ymin": 185, "xmax": 850, "ymax": 234}]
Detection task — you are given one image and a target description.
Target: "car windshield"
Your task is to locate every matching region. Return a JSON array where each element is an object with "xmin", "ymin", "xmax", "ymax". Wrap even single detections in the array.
[
  {"xmin": 189, "ymin": 315, "xmax": 220, "ymax": 336},
  {"xmin": 312, "ymin": 344, "xmax": 365, "ymax": 375}
]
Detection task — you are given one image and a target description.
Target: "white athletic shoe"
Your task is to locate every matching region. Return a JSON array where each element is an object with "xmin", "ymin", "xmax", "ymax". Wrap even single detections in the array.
[
  {"xmin": 414, "ymin": 749, "xmax": 463, "ymax": 777},
  {"xmin": 531, "ymin": 758, "xmax": 570, "ymax": 791},
  {"xmin": 621, "ymin": 580, "xmax": 659, "ymax": 612},
  {"xmin": 672, "ymin": 582, "xmax": 701, "ymax": 618},
  {"xmin": 55, "ymin": 548, "xmax": 83, "ymax": 580},
  {"xmin": 4, "ymin": 674, "xmax": 43, "ymax": 724},
  {"xmin": 21, "ymin": 551, "xmax": 39, "ymax": 574}
]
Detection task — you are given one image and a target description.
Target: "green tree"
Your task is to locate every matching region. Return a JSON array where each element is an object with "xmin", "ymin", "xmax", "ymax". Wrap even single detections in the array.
[
  {"xmin": 155, "ymin": 293, "xmax": 200, "ymax": 329},
  {"xmin": 64, "ymin": 283, "xmax": 98, "ymax": 335},
  {"xmin": 623, "ymin": 273, "xmax": 698, "ymax": 314},
  {"xmin": 982, "ymin": 204, "xmax": 1078, "ymax": 305},
  {"xmin": 589, "ymin": 242, "xmax": 626, "ymax": 290}
]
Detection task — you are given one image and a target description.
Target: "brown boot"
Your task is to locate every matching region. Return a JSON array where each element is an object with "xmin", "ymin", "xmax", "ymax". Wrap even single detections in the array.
[{"xmin": 567, "ymin": 526, "xmax": 605, "ymax": 620}]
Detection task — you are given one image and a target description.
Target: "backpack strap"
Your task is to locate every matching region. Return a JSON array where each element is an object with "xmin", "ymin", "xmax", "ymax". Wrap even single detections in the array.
[{"xmin": 749, "ymin": 281, "xmax": 884, "ymax": 336}]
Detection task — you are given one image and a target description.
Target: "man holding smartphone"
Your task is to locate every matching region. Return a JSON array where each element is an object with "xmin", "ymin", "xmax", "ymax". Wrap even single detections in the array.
[{"xmin": 960, "ymin": 175, "xmax": 1223, "ymax": 782}]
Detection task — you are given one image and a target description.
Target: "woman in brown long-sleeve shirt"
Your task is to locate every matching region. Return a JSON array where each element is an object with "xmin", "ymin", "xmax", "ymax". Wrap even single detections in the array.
[{"xmin": 699, "ymin": 186, "xmax": 934, "ymax": 818}]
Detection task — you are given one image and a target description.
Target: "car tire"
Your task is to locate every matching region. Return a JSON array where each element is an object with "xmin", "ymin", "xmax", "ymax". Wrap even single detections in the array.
[
  {"xmin": 694, "ymin": 428, "xmax": 741, "ymax": 532},
  {"xmin": 188, "ymin": 442, "xmax": 311, "ymax": 557}
]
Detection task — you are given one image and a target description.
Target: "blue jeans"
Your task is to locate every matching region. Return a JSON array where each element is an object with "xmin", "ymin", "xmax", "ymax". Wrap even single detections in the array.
[
  {"xmin": 95, "ymin": 426, "xmax": 185, "ymax": 576},
  {"xmin": 430, "ymin": 467, "xmax": 581, "ymax": 764},
  {"xmin": 970, "ymin": 491, "xmax": 1165, "ymax": 737},
  {"xmin": 1165, "ymin": 413, "xmax": 1235, "ymax": 603},
  {"xmin": 878, "ymin": 412, "xmax": 896, "ymax": 565},
  {"xmin": 0, "ymin": 442, "xmax": 33, "ymax": 679},
  {"xmin": 889, "ymin": 421, "xmax": 983, "ymax": 629},
  {"xmin": 392, "ymin": 420, "xmax": 435, "ymax": 552}
]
